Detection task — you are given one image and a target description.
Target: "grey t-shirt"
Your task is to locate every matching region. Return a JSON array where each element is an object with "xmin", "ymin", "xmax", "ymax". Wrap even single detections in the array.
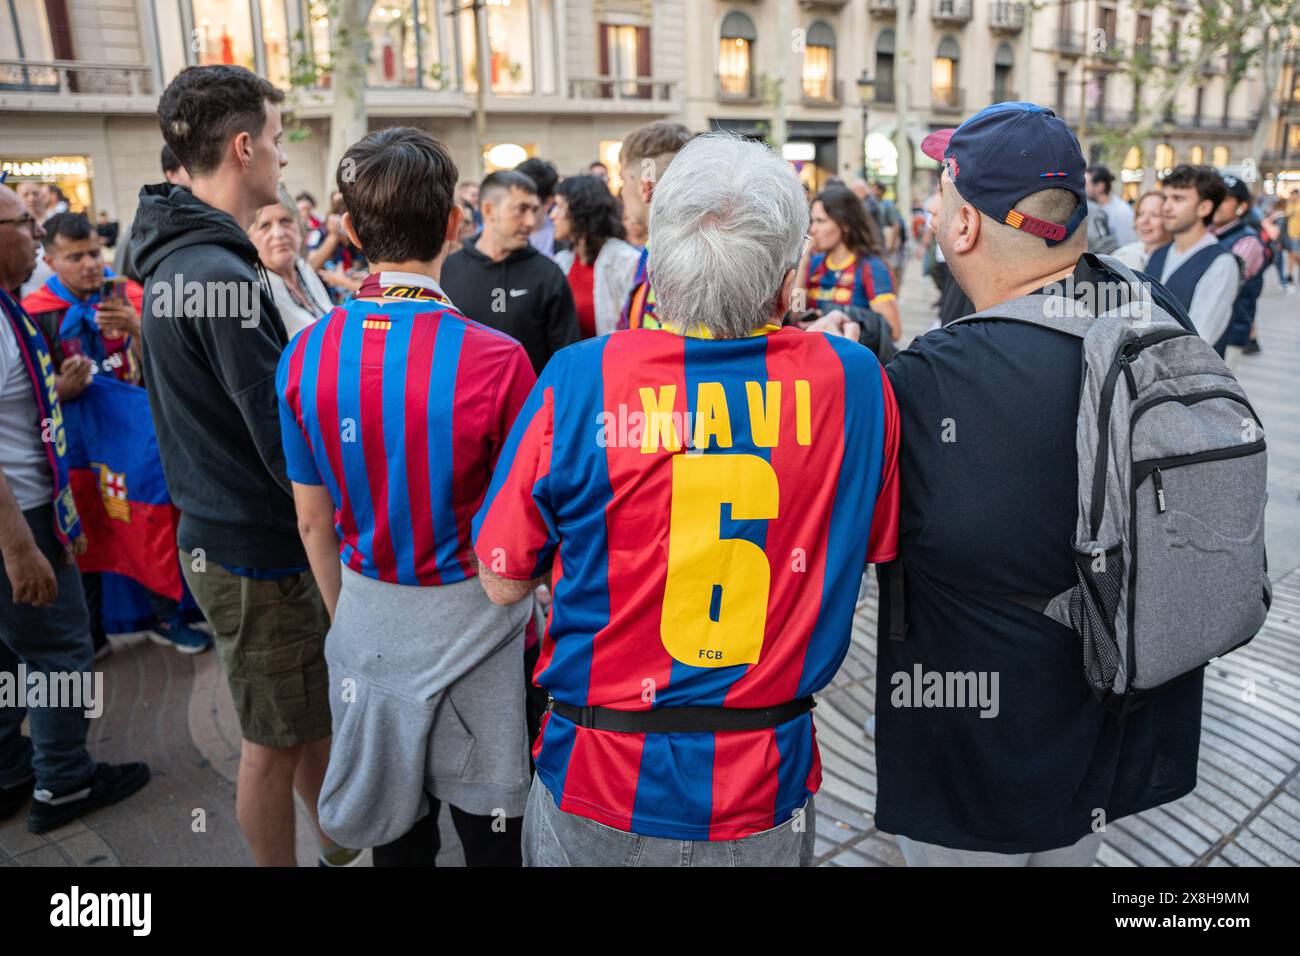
[{"xmin": 0, "ymin": 316, "xmax": 54, "ymax": 511}]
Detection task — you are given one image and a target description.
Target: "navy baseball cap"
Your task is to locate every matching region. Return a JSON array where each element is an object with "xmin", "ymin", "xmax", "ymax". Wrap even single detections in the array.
[
  {"xmin": 1221, "ymin": 174, "xmax": 1251, "ymax": 204},
  {"xmin": 921, "ymin": 102, "xmax": 1088, "ymax": 246}
]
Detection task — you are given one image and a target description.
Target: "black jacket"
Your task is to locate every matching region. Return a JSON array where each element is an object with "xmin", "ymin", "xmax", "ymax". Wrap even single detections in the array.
[
  {"xmin": 440, "ymin": 238, "xmax": 580, "ymax": 374},
  {"xmin": 129, "ymin": 183, "xmax": 305, "ymax": 568}
]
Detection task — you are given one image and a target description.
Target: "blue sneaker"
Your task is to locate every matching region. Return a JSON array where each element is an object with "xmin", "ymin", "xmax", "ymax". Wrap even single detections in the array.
[{"xmin": 147, "ymin": 616, "xmax": 213, "ymax": 655}]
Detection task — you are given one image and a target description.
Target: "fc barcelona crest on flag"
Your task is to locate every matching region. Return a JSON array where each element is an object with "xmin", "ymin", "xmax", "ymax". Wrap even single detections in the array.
[{"xmin": 95, "ymin": 462, "xmax": 131, "ymax": 523}]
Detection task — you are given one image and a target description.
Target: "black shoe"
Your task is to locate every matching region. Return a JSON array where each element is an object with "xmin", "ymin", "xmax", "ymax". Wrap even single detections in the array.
[
  {"xmin": 27, "ymin": 762, "xmax": 150, "ymax": 834},
  {"xmin": 1244, "ymin": 339, "xmax": 1261, "ymax": 355},
  {"xmin": 0, "ymin": 776, "xmax": 33, "ymax": 822}
]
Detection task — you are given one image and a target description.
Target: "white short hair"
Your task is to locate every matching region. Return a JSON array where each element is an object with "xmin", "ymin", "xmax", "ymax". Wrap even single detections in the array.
[{"xmin": 647, "ymin": 133, "xmax": 809, "ymax": 338}]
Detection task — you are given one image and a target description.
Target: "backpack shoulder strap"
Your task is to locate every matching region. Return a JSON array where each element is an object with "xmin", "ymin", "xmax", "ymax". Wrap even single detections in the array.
[{"xmin": 947, "ymin": 291, "xmax": 1088, "ymax": 339}]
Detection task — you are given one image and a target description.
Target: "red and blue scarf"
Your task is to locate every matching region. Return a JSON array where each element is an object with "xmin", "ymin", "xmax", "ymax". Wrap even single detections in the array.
[
  {"xmin": 21, "ymin": 270, "xmax": 140, "ymax": 383},
  {"xmin": 0, "ymin": 288, "xmax": 81, "ymax": 547}
]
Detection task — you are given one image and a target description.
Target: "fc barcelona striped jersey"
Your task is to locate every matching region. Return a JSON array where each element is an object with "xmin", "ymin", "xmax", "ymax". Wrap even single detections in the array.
[
  {"xmin": 473, "ymin": 325, "xmax": 900, "ymax": 840},
  {"xmin": 277, "ymin": 276, "xmax": 535, "ymax": 585},
  {"xmin": 807, "ymin": 251, "xmax": 896, "ymax": 313}
]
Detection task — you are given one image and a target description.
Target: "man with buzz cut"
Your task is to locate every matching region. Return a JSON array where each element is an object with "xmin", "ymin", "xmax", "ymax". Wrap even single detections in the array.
[
  {"xmin": 861, "ymin": 103, "xmax": 1204, "ymax": 865},
  {"xmin": 130, "ymin": 64, "xmax": 346, "ymax": 868},
  {"xmin": 440, "ymin": 169, "xmax": 578, "ymax": 375}
]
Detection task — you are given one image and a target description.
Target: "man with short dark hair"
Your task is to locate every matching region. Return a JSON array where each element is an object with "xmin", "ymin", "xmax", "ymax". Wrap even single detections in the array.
[
  {"xmin": 440, "ymin": 170, "xmax": 579, "ymax": 374},
  {"xmin": 1086, "ymin": 164, "xmax": 1136, "ymax": 246},
  {"xmin": 0, "ymin": 184, "xmax": 151, "ymax": 834},
  {"xmin": 1148, "ymin": 164, "xmax": 1239, "ymax": 353},
  {"xmin": 588, "ymin": 160, "xmax": 609, "ymax": 183},
  {"xmin": 129, "ymin": 64, "xmax": 337, "ymax": 867},
  {"xmin": 280, "ymin": 127, "xmax": 536, "ymax": 866},
  {"xmin": 516, "ymin": 157, "xmax": 560, "ymax": 259}
]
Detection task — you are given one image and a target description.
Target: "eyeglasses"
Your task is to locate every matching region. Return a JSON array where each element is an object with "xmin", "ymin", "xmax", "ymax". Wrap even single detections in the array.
[{"xmin": 0, "ymin": 215, "xmax": 40, "ymax": 237}]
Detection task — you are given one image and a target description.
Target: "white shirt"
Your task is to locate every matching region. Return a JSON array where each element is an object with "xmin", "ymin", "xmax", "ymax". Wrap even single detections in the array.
[
  {"xmin": 1111, "ymin": 240, "xmax": 1150, "ymax": 272},
  {"xmin": 1104, "ymin": 196, "xmax": 1137, "ymax": 247},
  {"xmin": 18, "ymin": 252, "xmax": 54, "ymax": 301},
  {"xmin": 1157, "ymin": 231, "xmax": 1241, "ymax": 347},
  {"xmin": 0, "ymin": 315, "xmax": 55, "ymax": 511},
  {"xmin": 268, "ymin": 258, "xmax": 333, "ymax": 340}
]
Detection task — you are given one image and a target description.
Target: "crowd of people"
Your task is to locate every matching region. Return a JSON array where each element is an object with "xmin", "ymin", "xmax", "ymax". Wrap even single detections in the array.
[{"xmin": 0, "ymin": 64, "xmax": 1284, "ymax": 866}]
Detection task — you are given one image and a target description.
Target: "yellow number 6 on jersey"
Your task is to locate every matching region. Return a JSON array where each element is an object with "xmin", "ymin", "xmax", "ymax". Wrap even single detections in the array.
[{"xmin": 660, "ymin": 453, "xmax": 779, "ymax": 668}]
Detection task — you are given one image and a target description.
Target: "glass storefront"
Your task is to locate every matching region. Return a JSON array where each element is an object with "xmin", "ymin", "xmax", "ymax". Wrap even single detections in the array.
[
  {"xmin": 461, "ymin": 0, "xmax": 537, "ymax": 94},
  {"xmin": 2, "ymin": 155, "xmax": 94, "ymax": 215},
  {"xmin": 192, "ymin": 0, "xmax": 256, "ymax": 71}
]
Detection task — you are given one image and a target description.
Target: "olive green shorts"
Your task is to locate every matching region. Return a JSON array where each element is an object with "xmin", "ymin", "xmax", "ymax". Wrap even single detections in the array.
[{"xmin": 180, "ymin": 552, "xmax": 331, "ymax": 748}]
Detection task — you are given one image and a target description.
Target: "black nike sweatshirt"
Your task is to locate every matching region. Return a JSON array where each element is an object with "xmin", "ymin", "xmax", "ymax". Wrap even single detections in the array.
[
  {"xmin": 440, "ymin": 238, "xmax": 580, "ymax": 374},
  {"xmin": 129, "ymin": 183, "xmax": 305, "ymax": 568}
]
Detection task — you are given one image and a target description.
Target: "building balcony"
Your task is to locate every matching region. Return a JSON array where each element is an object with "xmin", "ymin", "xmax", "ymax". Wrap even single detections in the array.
[
  {"xmin": 566, "ymin": 76, "xmax": 680, "ymax": 111},
  {"xmin": 716, "ymin": 73, "xmax": 761, "ymax": 105},
  {"xmin": 798, "ymin": 0, "xmax": 848, "ymax": 9},
  {"xmin": 931, "ymin": 88, "xmax": 966, "ymax": 114},
  {"xmin": 866, "ymin": 0, "xmax": 897, "ymax": 16},
  {"xmin": 1261, "ymin": 149, "xmax": 1300, "ymax": 168},
  {"xmin": 932, "ymin": 0, "xmax": 973, "ymax": 25},
  {"xmin": 0, "ymin": 59, "xmax": 155, "ymax": 113},
  {"xmin": 1056, "ymin": 31, "xmax": 1086, "ymax": 57},
  {"xmin": 1085, "ymin": 107, "xmax": 1137, "ymax": 128},
  {"xmin": 801, "ymin": 78, "xmax": 842, "ymax": 108},
  {"xmin": 989, "ymin": 2, "xmax": 1026, "ymax": 34},
  {"xmin": 1095, "ymin": 37, "xmax": 1127, "ymax": 64},
  {"xmin": 874, "ymin": 86, "xmax": 896, "ymax": 106}
]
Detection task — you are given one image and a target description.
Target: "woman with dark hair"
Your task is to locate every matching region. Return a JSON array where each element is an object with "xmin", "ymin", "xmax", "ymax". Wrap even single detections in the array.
[
  {"xmin": 552, "ymin": 174, "xmax": 640, "ymax": 337},
  {"xmin": 796, "ymin": 187, "xmax": 902, "ymax": 343}
]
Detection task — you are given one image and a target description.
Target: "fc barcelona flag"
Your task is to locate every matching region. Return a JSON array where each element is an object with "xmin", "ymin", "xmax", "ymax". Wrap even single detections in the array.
[{"xmin": 62, "ymin": 375, "xmax": 184, "ymax": 602}]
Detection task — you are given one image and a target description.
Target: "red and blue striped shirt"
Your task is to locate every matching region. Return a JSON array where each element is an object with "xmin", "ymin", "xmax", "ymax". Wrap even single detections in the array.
[
  {"xmin": 474, "ymin": 325, "xmax": 900, "ymax": 840},
  {"xmin": 277, "ymin": 274, "xmax": 535, "ymax": 585}
]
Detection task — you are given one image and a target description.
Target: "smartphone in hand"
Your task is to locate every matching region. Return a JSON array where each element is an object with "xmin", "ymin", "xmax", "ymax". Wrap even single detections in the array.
[{"xmin": 99, "ymin": 276, "xmax": 127, "ymax": 302}]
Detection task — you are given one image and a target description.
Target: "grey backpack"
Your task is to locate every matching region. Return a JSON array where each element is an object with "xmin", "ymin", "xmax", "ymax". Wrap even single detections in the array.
[{"xmin": 953, "ymin": 254, "xmax": 1271, "ymax": 706}]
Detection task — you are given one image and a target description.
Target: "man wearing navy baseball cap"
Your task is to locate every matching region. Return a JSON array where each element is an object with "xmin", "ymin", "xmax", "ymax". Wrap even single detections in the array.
[
  {"xmin": 1212, "ymin": 173, "xmax": 1271, "ymax": 366},
  {"xmin": 870, "ymin": 103, "xmax": 1204, "ymax": 866}
]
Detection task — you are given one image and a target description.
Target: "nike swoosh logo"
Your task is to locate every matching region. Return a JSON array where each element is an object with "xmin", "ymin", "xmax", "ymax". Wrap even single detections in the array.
[{"xmin": 509, "ymin": 289, "xmax": 528, "ymax": 297}]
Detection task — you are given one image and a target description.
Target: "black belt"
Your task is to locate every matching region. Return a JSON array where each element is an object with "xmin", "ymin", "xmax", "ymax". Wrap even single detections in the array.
[{"xmin": 547, "ymin": 696, "xmax": 815, "ymax": 734}]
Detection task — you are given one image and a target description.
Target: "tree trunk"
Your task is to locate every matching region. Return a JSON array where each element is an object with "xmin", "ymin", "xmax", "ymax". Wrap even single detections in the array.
[{"xmin": 328, "ymin": 0, "xmax": 374, "ymax": 191}]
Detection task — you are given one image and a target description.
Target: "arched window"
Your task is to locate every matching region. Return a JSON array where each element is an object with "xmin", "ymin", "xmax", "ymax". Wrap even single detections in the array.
[
  {"xmin": 875, "ymin": 29, "xmax": 895, "ymax": 104},
  {"xmin": 1189, "ymin": 145, "xmax": 1204, "ymax": 165},
  {"xmin": 1154, "ymin": 143, "xmax": 1175, "ymax": 178},
  {"xmin": 719, "ymin": 11, "xmax": 757, "ymax": 98},
  {"xmin": 802, "ymin": 20, "xmax": 835, "ymax": 100},
  {"xmin": 1212, "ymin": 145, "xmax": 1229, "ymax": 167},
  {"xmin": 993, "ymin": 41, "xmax": 1014, "ymax": 102},
  {"xmin": 933, "ymin": 35, "xmax": 960, "ymax": 109}
]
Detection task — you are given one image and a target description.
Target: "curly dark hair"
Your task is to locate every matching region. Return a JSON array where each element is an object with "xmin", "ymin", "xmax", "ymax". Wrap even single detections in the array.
[
  {"xmin": 811, "ymin": 187, "xmax": 884, "ymax": 260},
  {"xmin": 556, "ymin": 175, "xmax": 625, "ymax": 264}
]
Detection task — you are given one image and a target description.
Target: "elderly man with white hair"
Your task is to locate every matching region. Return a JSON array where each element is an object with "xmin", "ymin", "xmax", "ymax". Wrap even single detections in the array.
[{"xmin": 473, "ymin": 133, "xmax": 901, "ymax": 867}]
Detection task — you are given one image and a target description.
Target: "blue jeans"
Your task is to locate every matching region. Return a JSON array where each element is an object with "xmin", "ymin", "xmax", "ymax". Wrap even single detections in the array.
[
  {"xmin": 522, "ymin": 776, "xmax": 816, "ymax": 867},
  {"xmin": 0, "ymin": 505, "xmax": 96, "ymax": 794}
]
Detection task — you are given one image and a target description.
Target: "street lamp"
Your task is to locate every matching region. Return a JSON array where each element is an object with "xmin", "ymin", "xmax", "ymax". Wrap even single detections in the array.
[{"xmin": 857, "ymin": 70, "xmax": 875, "ymax": 180}]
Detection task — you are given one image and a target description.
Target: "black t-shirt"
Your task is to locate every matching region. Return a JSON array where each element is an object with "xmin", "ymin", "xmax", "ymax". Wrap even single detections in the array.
[{"xmin": 877, "ymin": 271, "xmax": 1203, "ymax": 853}]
